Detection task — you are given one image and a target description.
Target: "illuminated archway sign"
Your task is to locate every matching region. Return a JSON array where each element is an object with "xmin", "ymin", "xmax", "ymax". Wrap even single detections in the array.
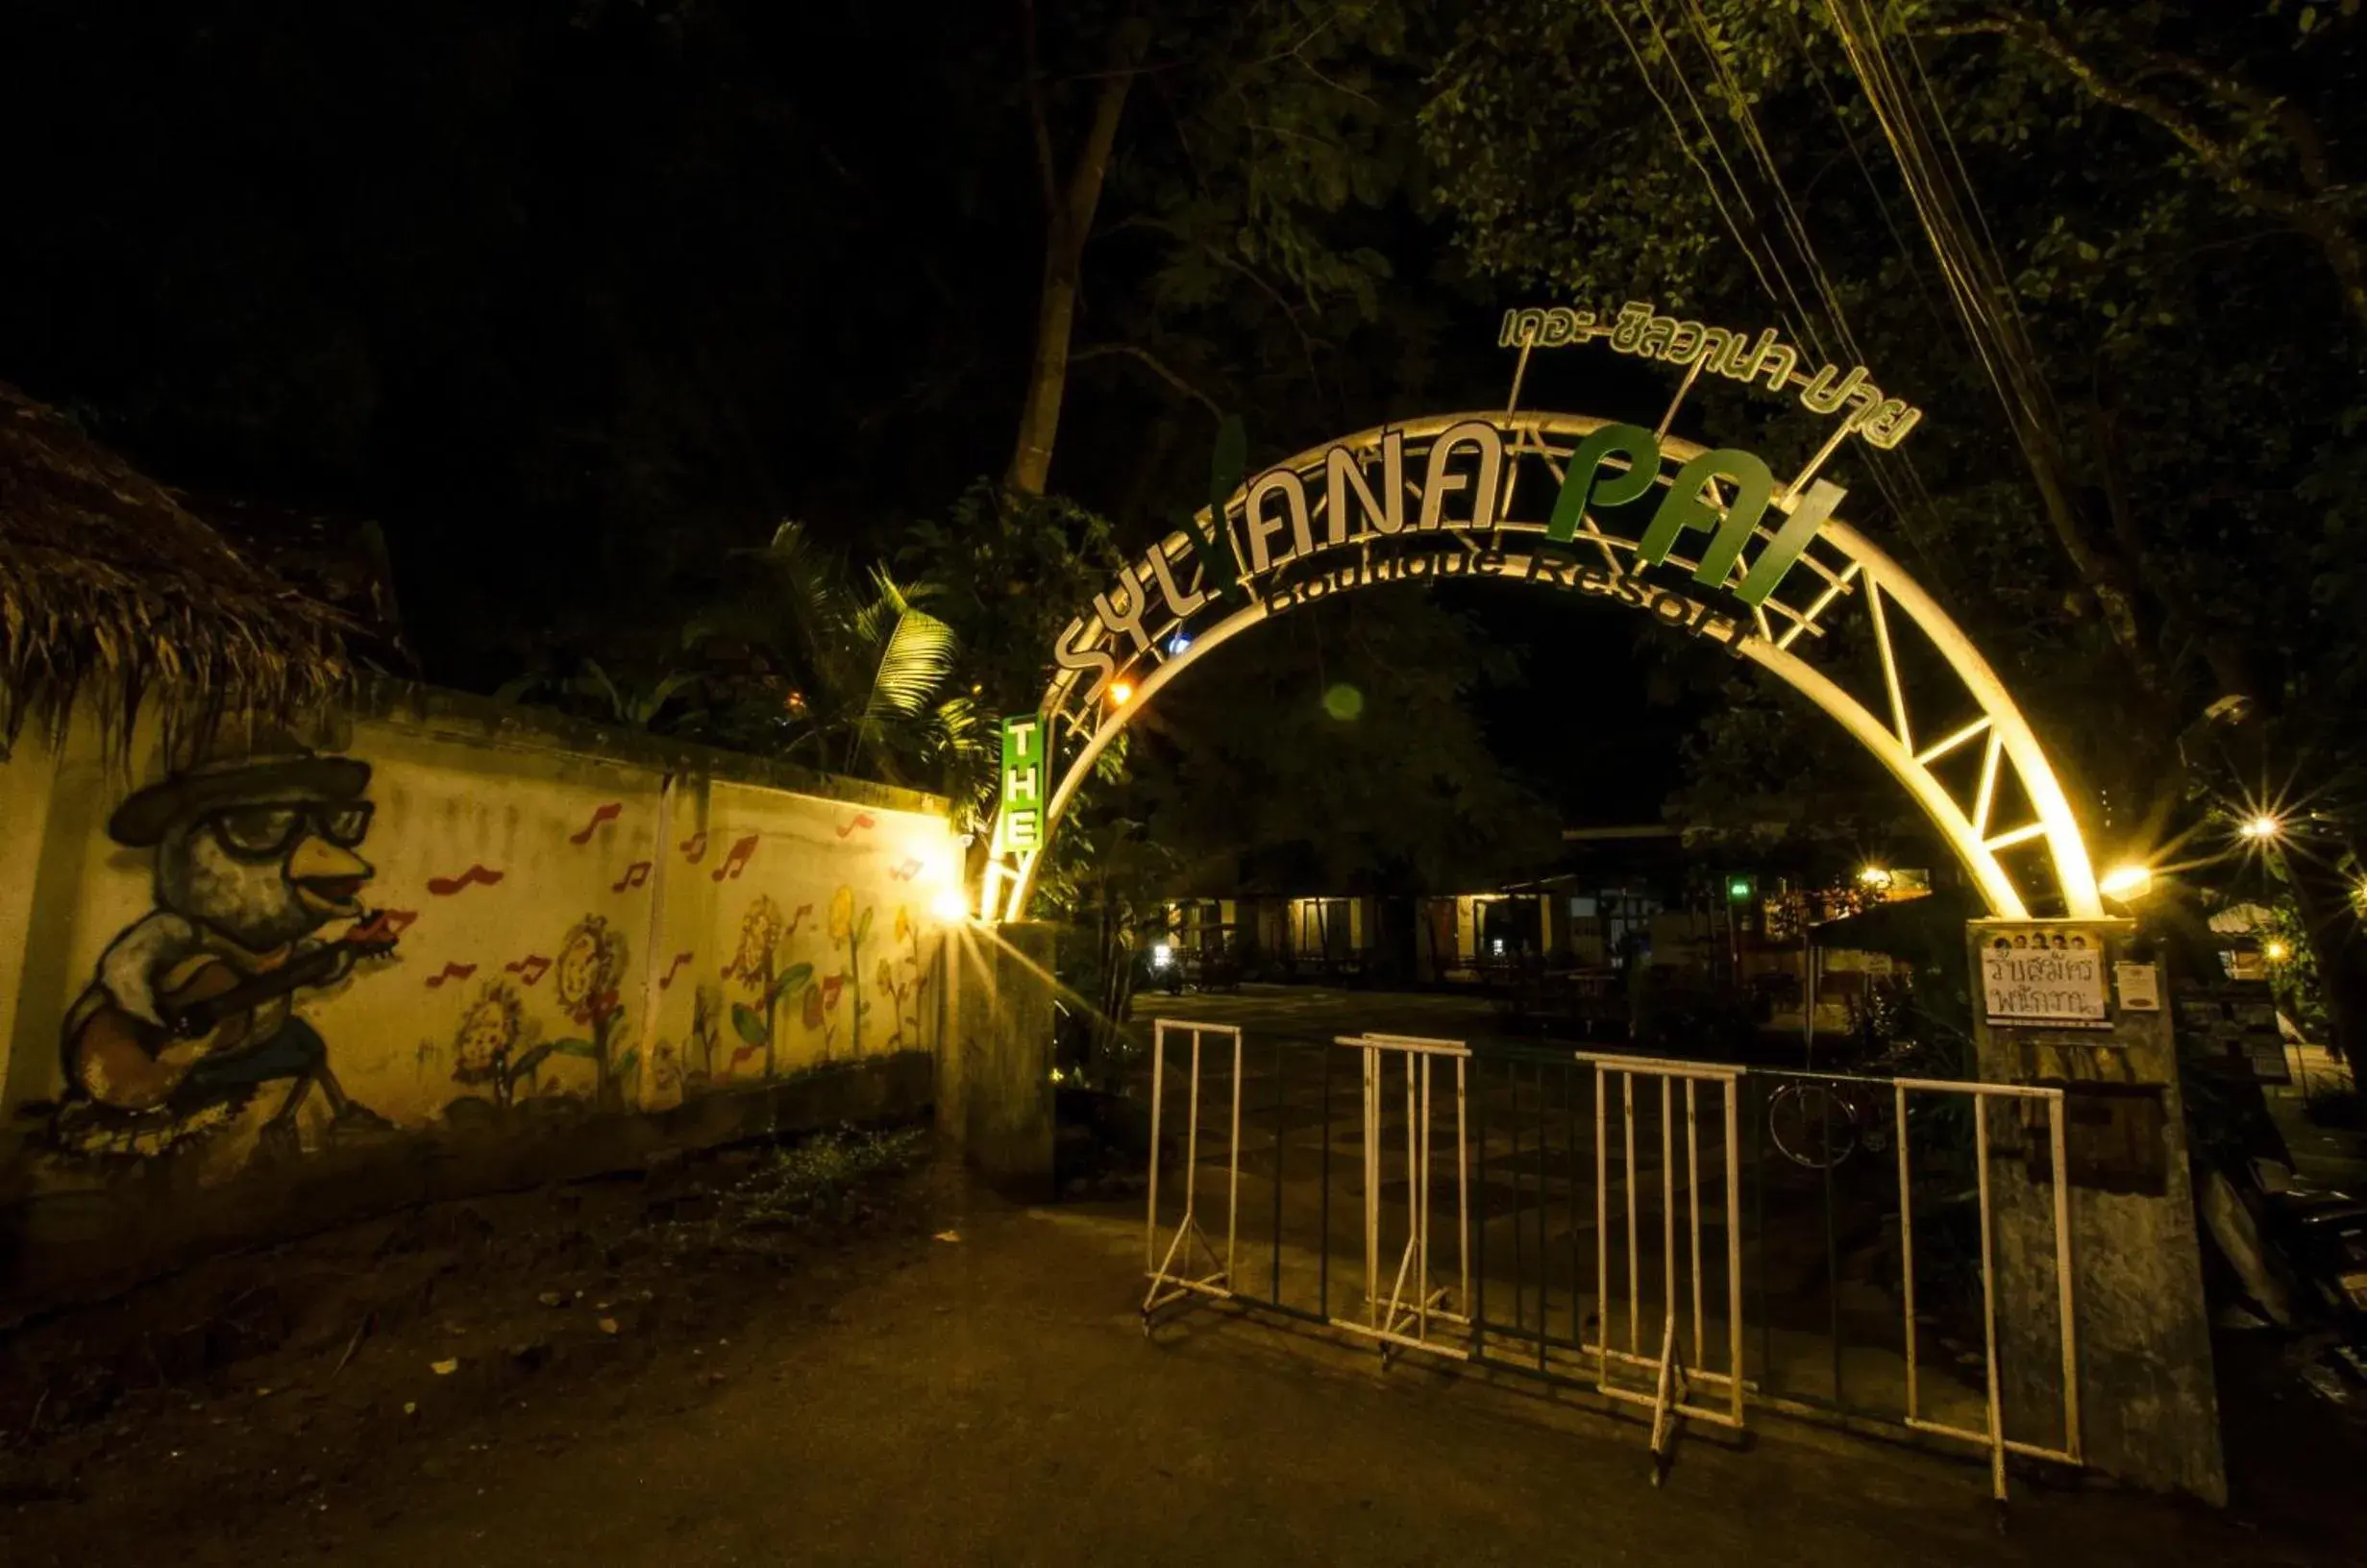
[{"xmin": 980, "ymin": 401, "xmax": 2101, "ymax": 925}]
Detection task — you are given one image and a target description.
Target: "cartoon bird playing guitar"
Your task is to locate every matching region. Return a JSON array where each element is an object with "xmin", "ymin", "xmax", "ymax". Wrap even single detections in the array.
[{"xmin": 57, "ymin": 743, "xmax": 402, "ymax": 1163}]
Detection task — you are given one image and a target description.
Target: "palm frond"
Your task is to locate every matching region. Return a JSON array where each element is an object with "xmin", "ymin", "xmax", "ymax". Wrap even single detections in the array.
[
  {"xmin": 860, "ymin": 599, "xmax": 958, "ymax": 723},
  {"xmin": 629, "ymin": 669, "xmax": 704, "ymax": 725}
]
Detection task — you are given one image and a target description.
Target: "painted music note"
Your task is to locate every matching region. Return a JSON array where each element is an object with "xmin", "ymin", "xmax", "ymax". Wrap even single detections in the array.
[
  {"xmin": 679, "ymin": 830, "xmax": 709, "ymax": 863},
  {"xmin": 834, "ymin": 812, "xmax": 877, "ymax": 839},
  {"xmin": 783, "ymin": 901, "xmax": 815, "ymax": 935},
  {"xmin": 424, "ymin": 962, "xmax": 479, "ymax": 990},
  {"xmin": 426, "ymin": 864, "xmax": 504, "ymax": 897},
  {"xmin": 611, "ymin": 861, "xmax": 653, "ymax": 894},
  {"xmin": 569, "ymin": 801, "xmax": 624, "ymax": 845},
  {"xmin": 348, "ymin": 909, "xmax": 419, "ymax": 943},
  {"xmin": 658, "ymin": 952, "xmax": 696, "ymax": 990},
  {"xmin": 888, "ymin": 857, "xmax": 924, "ymax": 882},
  {"xmin": 505, "ymin": 955, "xmax": 552, "ymax": 986},
  {"xmin": 709, "ymin": 833, "xmax": 759, "ymax": 882}
]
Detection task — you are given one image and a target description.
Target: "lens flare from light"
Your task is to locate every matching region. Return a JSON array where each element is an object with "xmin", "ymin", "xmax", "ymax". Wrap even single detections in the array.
[
  {"xmin": 2263, "ymin": 938, "xmax": 2291, "ymax": 964},
  {"xmin": 1858, "ymin": 866, "xmax": 1892, "ymax": 888},
  {"xmin": 1109, "ymin": 681, "xmax": 1134, "ymax": 706},
  {"xmin": 2098, "ymin": 864, "xmax": 2154, "ymax": 900},
  {"xmin": 2241, "ymin": 814, "xmax": 2282, "ymax": 842},
  {"xmin": 928, "ymin": 888, "xmax": 969, "ymax": 923}
]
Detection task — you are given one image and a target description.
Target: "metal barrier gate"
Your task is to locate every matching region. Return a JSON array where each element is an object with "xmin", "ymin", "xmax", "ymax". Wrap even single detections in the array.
[{"xmin": 1139, "ymin": 1019, "xmax": 2082, "ymax": 1500}]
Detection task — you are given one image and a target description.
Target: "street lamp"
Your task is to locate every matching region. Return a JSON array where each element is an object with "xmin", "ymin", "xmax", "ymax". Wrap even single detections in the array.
[{"xmin": 2098, "ymin": 864, "xmax": 2155, "ymax": 901}]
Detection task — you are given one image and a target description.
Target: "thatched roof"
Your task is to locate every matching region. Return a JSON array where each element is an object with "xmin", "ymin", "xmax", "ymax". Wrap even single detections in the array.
[{"xmin": 0, "ymin": 381, "xmax": 351, "ymax": 744}]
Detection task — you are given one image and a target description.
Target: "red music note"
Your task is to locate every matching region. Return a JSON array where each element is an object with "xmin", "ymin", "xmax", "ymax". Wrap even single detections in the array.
[
  {"xmin": 611, "ymin": 861, "xmax": 653, "ymax": 894},
  {"xmin": 505, "ymin": 955, "xmax": 552, "ymax": 986},
  {"xmin": 658, "ymin": 952, "xmax": 695, "ymax": 990},
  {"xmin": 782, "ymin": 901, "xmax": 815, "ymax": 935},
  {"xmin": 347, "ymin": 909, "xmax": 419, "ymax": 944},
  {"xmin": 834, "ymin": 813, "xmax": 877, "ymax": 839},
  {"xmin": 888, "ymin": 857, "xmax": 924, "ymax": 882},
  {"xmin": 424, "ymin": 962, "xmax": 479, "ymax": 989},
  {"xmin": 678, "ymin": 830, "xmax": 709, "ymax": 863},
  {"xmin": 709, "ymin": 833, "xmax": 759, "ymax": 882},
  {"xmin": 569, "ymin": 801, "xmax": 624, "ymax": 845},
  {"xmin": 426, "ymin": 865, "xmax": 505, "ymax": 896}
]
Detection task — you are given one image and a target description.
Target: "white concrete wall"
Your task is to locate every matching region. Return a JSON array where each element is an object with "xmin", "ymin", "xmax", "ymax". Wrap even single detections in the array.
[{"xmin": 0, "ymin": 689, "xmax": 960, "ymax": 1192}]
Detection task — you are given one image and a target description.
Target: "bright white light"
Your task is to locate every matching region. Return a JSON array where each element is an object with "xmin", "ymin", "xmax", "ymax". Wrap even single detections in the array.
[
  {"xmin": 1858, "ymin": 866, "xmax": 1892, "ymax": 888},
  {"xmin": 2241, "ymin": 814, "xmax": 2282, "ymax": 842},
  {"xmin": 1167, "ymin": 632, "xmax": 1192, "ymax": 655},
  {"xmin": 1491, "ymin": 938, "xmax": 1505, "ymax": 957},
  {"xmin": 2098, "ymin": 864, "xmax": 2154, "ymax": 900},
  {"xmin": 928, "ymin": 888, "xmax": 969, "ymax": 923},
  {"xmin": 2263, "ymin": 938, "xmax": 2291, "ymax": 964},
  {"xmin": 1109, "ymin": 680, "xmax": 1135, "ymax": 706},
  {"xmin": 1150, "ymin": 943, "xmax": 1172, "ymax": 969}
]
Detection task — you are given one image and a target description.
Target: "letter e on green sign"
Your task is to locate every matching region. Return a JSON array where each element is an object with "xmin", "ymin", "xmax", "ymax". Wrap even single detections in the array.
[{"xmin": 999, "ymin": 714, "xmax": 1046, "ymax": 854}]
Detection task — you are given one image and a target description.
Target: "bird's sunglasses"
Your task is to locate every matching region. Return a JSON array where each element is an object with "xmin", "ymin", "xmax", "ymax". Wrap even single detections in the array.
[{"xmin": 204, "ymin": 801, "xmax": 375, "ymax": 862}]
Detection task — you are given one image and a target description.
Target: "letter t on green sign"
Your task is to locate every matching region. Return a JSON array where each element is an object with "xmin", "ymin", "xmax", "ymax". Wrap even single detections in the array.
[{"xmin": 999, "ymin": 714, "xmax": 1046, "ymax": 854}]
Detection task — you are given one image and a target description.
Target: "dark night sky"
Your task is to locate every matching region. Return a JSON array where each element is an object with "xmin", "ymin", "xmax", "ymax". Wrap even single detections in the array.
[{"xmin": 0, "ymin": 0, "xmax": 1713, "ymax": 828}]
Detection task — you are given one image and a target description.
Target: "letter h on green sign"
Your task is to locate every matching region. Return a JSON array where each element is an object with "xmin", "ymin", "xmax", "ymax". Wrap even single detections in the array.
[{"xmin": 999, "ymin": 714, "xmax": 1046, "ymax": 853}]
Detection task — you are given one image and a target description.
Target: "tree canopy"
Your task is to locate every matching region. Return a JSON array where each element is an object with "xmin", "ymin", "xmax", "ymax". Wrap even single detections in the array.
[{"xmin": 7, "ymin": 0, "xmax": 2366, "ymax": 1014}]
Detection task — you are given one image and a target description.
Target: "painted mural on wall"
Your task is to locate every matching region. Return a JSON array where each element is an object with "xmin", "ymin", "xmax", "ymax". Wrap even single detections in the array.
[
  {"xmin": 438, "ymin": 913, "xmax": 633, "ymax": 1124},
  {"xmin": 6, "ymin": 720, "xmax": 955, "ymax": 1192},
  {"xmin": 47, "ymin": 741, "xmax": 404, "ymax": 1164}
]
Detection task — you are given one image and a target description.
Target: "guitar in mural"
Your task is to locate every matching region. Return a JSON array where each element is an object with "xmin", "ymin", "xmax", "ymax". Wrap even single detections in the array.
[
  {"xmin": 51, "ymin": 741, "xmax": 403, "ymax": 1164},
  {"xmin": 68, "ymin": 919, "xmax": 401, "ymax": 1110}
]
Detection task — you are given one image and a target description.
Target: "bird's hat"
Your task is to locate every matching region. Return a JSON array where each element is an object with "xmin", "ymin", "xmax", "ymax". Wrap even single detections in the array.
[{"xmin": 108, "ymin": 732, "xmax": 370, "ymax": 848}]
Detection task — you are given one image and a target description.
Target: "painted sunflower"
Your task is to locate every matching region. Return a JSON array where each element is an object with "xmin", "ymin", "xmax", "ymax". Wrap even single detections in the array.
[
  {"xmin": 827, "ymin": 885, "xmax": 856, "ymax": 943},
  {"xmin": 728, "ymin": 894, "xmax": 785, "ymax": 988},
  {"xmin": 452, "ymin": 983, "xmax": 526, "ymax": 1084},
  {"xmin": 555, "ymin": 914, "xmax": 624, "ymax": 1020}
]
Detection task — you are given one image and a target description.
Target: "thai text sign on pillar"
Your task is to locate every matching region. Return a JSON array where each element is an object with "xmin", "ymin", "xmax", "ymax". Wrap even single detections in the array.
[{"xmin": 998, "ymin": 714, "xmax": 1044, "ymax": 854}]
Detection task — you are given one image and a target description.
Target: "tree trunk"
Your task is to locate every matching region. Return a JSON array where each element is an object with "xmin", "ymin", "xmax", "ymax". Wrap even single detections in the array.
[
  {"xmin": 2283, "ymin": 846, "xmax": 2367, "ymax": 1065},
  {"xmin": 1005, "ymin": 54, "xmax": 1134, "ymax": 497}
]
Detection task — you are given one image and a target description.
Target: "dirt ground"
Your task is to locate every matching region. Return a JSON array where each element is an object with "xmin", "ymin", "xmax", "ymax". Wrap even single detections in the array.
[{"xmin": 6, "ymin": 1125, "xmax": 2366, "ymax": 1566}]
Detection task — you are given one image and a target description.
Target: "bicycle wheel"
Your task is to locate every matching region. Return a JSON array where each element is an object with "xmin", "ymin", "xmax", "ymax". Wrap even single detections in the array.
[{"xmin": 1767, "ymin": 1082, "xmax": 1860, "ymax": 1170}]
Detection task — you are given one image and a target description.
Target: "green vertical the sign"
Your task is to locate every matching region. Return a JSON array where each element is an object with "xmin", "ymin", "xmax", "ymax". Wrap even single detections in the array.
[{"xmin": 999, "ymin": 713, "xmax": 1045, "ymax": 854}]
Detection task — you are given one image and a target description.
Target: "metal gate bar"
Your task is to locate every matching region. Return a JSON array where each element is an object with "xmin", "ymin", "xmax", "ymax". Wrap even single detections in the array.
[
  {"xmin": 1142, "ymin": 1019, "xmax": 1243, "ymax": 1316},
  {"xmin": 1138, "ymin": 1019, "xmax": 2084, "ymax": 1502},
  {"xmin": 1577, "ymin": 1050, "xmax": 1746, "ymax": 1472},
  {"xmin": 1890, "ymin": 1077, "xmax": 2081, "ymax": 1500},
  {"xmin": 1331, "ymin": 1033, "xmax": 1471, "ymax": 1360}
]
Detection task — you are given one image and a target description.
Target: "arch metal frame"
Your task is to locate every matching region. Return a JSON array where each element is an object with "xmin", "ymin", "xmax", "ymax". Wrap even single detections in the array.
[{"xmin": 980, "ymin": 411, "xmax": 2101, "ymax": 924}]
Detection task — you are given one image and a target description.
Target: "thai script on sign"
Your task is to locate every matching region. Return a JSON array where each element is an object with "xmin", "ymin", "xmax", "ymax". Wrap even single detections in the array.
[
  {"xmin": 1980, "ymin": 931, "xmax": 2109, "ymax": 1027},
  {"xmin": 1498, "ymin": 301, "xmax": 1922, "ymax": 451}
]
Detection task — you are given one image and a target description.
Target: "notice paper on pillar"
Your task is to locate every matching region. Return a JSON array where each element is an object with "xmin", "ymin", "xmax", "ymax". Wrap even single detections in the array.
[
  {"xmin": 1979, "ymin": 928, "xmax": 2110, "ymax": 1028},
  {"xmin": 996, "ymin": 713, "xmax": 1045, "ymax": 855}
]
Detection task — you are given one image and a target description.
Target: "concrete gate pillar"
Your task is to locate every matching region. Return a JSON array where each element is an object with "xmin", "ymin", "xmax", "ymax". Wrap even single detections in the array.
[
  {"xmin": 937, "ymin": 920, "xmax": 1056, "ymax": 1196},
  {"xmin": 1964, "ymin": 918, "xmax": 2226, "ymax": 1503}
]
